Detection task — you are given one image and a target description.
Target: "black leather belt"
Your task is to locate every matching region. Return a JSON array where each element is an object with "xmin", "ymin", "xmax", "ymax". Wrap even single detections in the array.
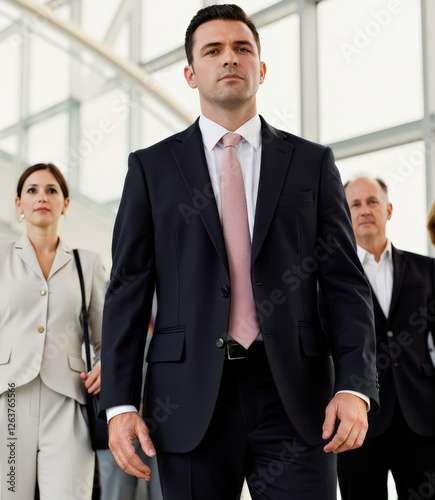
[
  {"xmin": 227, "ymin": 341, "xmax": 247, "ymax": 360},
  {"xmin": 226, "ymin": 341, "xmax": 266, "ymax": 361}
]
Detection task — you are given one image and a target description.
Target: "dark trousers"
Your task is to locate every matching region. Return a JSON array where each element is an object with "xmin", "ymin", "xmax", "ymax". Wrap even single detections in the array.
[
  {"xmin": 157, "ymin": 342, "xmax": 336, "ymax": 500},
  {"xmin": 338, "ymin": 400, "xmax": 435, "ymax": 500}
]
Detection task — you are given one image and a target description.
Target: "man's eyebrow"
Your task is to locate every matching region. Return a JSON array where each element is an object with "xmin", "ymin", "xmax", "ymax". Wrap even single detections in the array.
[
  {"xmin": 199, "ymin": 40, "xmax": 254, "ymax": 52},
  {"xmin": 233, "ymin": 40, "xmax": 254, "ymax": 46},
  {"xmin": 199, "ymin": 42, "xmax": 223, "ymax": 52}
]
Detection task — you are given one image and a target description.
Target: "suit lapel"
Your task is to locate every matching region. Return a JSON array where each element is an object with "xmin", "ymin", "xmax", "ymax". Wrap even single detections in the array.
[
  {"xmin": 370, "ymin": 283, "xmax": 388, "ymax": 323},
  {"xmin": 251, "ymin": 118, "xmax": 294, "ymax": 265},
  {"xmin": 389, "ymin": 246, "xmax": 407, "ymax": 319},
  {"xmin": 173, "ymin": 121, "xmax": 229, "ymax": 272},
  {"xmin": 48, "ymin": 239, "xmax": 72, "ymax": 280},
  {"xmin": 15, "ymin": 234, "xmax": 45, "ymax": 281}
]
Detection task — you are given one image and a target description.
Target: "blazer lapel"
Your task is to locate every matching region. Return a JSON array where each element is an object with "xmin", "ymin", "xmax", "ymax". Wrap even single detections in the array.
[
  {"xmin": 15, "ymin": 234, "xmax": 44, "ymax": 280},
  {"xmin": 48, "ymin": 238, "xmax": 72, "ymax": 280},
  {"xmin": 389, "ymin": 246, "xmax": 407, "ymax": 319},
  {"xmin": 370, "ymin": 283, "xmax": 388, "ymax": 323},
  {"xmin": 172, "ymin": 120, "xmax": 229, "ymax": 272},
  {"xmin": 251, "ymin": 118, "xmax": 294, "ymax": 265}
]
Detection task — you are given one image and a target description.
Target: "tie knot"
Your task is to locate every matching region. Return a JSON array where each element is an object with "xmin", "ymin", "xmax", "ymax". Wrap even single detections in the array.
[{"xmin": 222, "ymin": 133, "xmax": 242, "ymax": 148}]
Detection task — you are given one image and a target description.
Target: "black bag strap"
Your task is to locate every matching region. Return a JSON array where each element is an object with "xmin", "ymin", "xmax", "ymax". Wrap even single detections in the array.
[{"xmin": 73, "ymin": 249, "xmax": 92, "ymax": 373}]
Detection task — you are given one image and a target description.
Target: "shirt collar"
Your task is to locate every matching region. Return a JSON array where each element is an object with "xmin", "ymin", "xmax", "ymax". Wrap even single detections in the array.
[
  {"xmin": 199, "ymin": 114, "xmax": 261, "ymax": 152},
  {"xmin": 357, "ymin": 239, "xmax": 392, "ymax": 265}
]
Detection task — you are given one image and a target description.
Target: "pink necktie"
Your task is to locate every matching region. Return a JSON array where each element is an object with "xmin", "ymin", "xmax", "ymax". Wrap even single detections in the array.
[{"xmin": 221, "ymin": 133, "xmax": 259, "ymax": 349}]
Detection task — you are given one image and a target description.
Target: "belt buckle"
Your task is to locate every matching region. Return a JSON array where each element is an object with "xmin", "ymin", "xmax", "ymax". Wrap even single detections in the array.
[{"xmin": 227, "ymin": 342, "xmax": 246, "ymax": 360}]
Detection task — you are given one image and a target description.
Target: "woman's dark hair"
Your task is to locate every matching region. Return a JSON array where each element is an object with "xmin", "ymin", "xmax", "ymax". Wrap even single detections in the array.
[
  {"xmin": 17, "ymin": 163, "xmax": 69, "ymax": 199},
  {"xmin": 185, "ymin": 4, "xmax": 261, "ymax": 67}
]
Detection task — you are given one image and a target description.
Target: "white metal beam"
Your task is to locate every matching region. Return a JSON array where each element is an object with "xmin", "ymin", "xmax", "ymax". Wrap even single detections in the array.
[
  {"xmin": 421, "ymin": 0, "xmax": 435, "ymax": 256},
  {"xmin": 328, "ymin": 121, "xmax": 425, "ymax": 161},
  {"xmin": 298, "ymin": 0, "xmax": 318, "ymax": 141},
  {"xmin": 103, "ymin": 0, "xmax": 135, "ymax": 47}
]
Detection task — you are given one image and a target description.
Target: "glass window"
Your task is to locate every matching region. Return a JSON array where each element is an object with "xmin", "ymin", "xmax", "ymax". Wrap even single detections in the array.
[
  {"xmin": 27, "ymin": 112, "xmax": 68, "ymax": 168},
  {"xmin": 112, "ymin": 22, "xmax": 130, "ymax": 59},
  {"xmin": 0, "ymin": 134, "xmax": 18, "ymax": 158},
  {"xmin": 318, "ymin": 0, "xmax": 423, "ymax": 143},
  {"xmin": 153, "ymin": 60, "xmax": 200, "ymax": 123},
  {"xmin": 29, "ymin": 32, "xmax": 69, "ymax": 115},
  {"xmin": 0, "ymin": 39, "xmax": 20, "ymax": 130},
  {"xmin": 257, "ymin": 14, "xmax": 300, "ymax": 135},
  {"xmin": 141, "ymin": 95, "xmax": 190, "ymax": 149},
  {"xmin": 337, "ymin": 141, "xmax": 428, "ymax": 255},
  {"xmin": 79, "ymin": 90, "xmax": 129, "ymax": 203},
  {"xmin": 141, "ymin": 0, "xmax": 202, "ymax": 61},
  {"xmin": 0, "ymin": 2, "xmax": 20, "ymax": 30},
  {"xmin": 81, "ymin": 0, "xmax": 123, "ymax": 41},
  {"xmin": 213, "ymin": 0, "xmax": 280, "ymax": 15},
  {"xmin": 426, "ymin": 0, "xmax": 435, "ymax": 114}
]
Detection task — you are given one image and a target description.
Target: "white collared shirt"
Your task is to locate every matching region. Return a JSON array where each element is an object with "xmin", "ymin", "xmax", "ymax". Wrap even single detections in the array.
[
  {"xmin": 357, "ymin": 240, "xmax": 393, "ymax": 318},
  {"xmin": 199, "ymin": 114, "xmax": 262, "ymax": 240}
]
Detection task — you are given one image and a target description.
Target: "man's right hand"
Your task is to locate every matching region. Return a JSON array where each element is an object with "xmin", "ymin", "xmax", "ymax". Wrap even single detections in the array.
[{"xmin": 108, "ymin": 412, "xmax": 156, "ymax": 480}]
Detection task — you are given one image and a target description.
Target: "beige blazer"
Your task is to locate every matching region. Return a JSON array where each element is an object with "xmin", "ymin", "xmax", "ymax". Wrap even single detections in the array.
[{"xmin": 0, "ymin": 234, "xmax": 106, "ymax": 404}]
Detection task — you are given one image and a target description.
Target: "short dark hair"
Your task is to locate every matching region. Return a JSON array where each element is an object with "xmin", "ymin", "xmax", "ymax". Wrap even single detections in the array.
[
  {"xmin": 17, "ymin": 163, "xmax": 69, "ymax": 199},
  {"xmin": 185, "ymin": 4, "xmax": 261, "ymax": 67},
  {"xmin": 344, "ymin": 177, "xmax": 389, "ymax": 198}
]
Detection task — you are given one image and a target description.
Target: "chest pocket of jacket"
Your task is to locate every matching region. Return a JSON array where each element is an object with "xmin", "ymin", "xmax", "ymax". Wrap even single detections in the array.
[
  {"xmin": 146, "ymin": 327, "xmax": 185, "ymax": 363},
  {"xmin": 278, "ymin": 191, "xmax": 313, "ymax": 208},
  {"xmin": 299, "ymin": 322, "xmax": 331, "ymax": 357}
]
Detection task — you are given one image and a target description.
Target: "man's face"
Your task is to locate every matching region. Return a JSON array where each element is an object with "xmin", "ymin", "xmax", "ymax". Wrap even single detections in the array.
[
  {"xmin": 184, "ymin": 19, "xmax": 266, "ymax": 113},
  {"xmin": 345, "ymin": 178, "xmax": 392, "ymax": 244}
]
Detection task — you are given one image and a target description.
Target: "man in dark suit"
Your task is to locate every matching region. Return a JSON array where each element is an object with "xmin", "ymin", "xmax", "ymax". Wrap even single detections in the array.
[
  {"xmin": 99, "ymin": 5, "xmax": 379, "ymax": 499},
  {"xmin": 338, "ymin": 176, "xmax": 435, "ymax": 500}
]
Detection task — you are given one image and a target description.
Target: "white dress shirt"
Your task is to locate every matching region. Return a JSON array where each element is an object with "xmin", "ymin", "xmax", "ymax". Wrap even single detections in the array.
[
  {"xmin": 199, "ymin": 113, "xmax": 262, "ymax": 240},
  {"xmin": 357, "ymin": 240, "xmax": 393, "ymax": 318}
]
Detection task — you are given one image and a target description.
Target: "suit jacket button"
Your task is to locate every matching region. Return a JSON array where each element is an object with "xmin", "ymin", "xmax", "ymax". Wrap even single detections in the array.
[
  {"xmin": 40, "ymin": 290, "xmax": 47, "ymax": 296},
  {"xmin": 387, "ymin": 331, "xmax": 394, "ymax": 338},
  {"xmin": 37, "ymin": 326, "xmax": 44, "ymax": 333},
  {"xmin": 221, "ymin": 285, "xmax": 230, "ymax": 298},
  {"xmin": 215, "ymin": 338, "xmax": 225, "ymax": 348}
]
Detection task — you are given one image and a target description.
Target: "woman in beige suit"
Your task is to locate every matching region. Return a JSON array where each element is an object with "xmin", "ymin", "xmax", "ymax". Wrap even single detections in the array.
[{"xmin": 0, "ymin": 163, "xmax": 106, "ymax": 500}]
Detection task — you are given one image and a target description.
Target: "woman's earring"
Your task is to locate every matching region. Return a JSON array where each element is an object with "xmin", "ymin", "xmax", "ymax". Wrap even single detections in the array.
[{"xmin": 17, "ymin": 212, "xmax": 24, "ymax": 223}]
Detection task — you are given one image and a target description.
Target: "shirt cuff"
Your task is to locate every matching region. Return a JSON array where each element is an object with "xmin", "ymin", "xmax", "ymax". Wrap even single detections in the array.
[
  {"xmin": 106, "ymin": 405, "xmax": 138, "ymax": 423},
  {"xmin": 336, "ymin": 390, "xmax": 370, "ymax": 412}
]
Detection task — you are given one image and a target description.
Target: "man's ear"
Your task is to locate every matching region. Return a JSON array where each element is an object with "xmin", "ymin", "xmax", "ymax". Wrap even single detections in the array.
[
  {"xmin": 259, "ymin": 61, "xmax": 266, "ymax": 84},
  {"xmin": 387, "ymin": 202, "xmax": 393, "ymax": 221},
  {"xmin": 184, "ymin": 65, "xmax": 197, "ymax": 89}
]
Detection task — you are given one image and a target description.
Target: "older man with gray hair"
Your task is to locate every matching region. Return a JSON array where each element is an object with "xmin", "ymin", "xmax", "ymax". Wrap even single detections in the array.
[{"xmin": 339, "ymin": 176, "xmax": 435, "ymax": 500}]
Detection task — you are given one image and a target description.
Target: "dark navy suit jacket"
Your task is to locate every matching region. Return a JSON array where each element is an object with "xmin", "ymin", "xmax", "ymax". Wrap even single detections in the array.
[{"xmin": 100, "ymin": 117, "xmax": 379, "ymax": 453}]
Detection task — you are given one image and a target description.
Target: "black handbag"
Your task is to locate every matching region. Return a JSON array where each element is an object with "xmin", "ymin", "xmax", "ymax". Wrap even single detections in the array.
[{"xmin": 73, "ymin": 249, "xmax": 108, "ymax": 450}]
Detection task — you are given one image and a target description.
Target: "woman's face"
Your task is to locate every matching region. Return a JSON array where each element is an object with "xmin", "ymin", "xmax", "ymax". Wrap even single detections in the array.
[{"xmin": 16, "ymin": 170, "xmax": 69, "ymax": 229}]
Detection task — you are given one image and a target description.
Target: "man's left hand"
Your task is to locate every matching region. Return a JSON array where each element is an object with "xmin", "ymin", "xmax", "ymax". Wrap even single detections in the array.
[{"xmin": 322, "ymin": 393, "xmax": 368, "ymax": 453}]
